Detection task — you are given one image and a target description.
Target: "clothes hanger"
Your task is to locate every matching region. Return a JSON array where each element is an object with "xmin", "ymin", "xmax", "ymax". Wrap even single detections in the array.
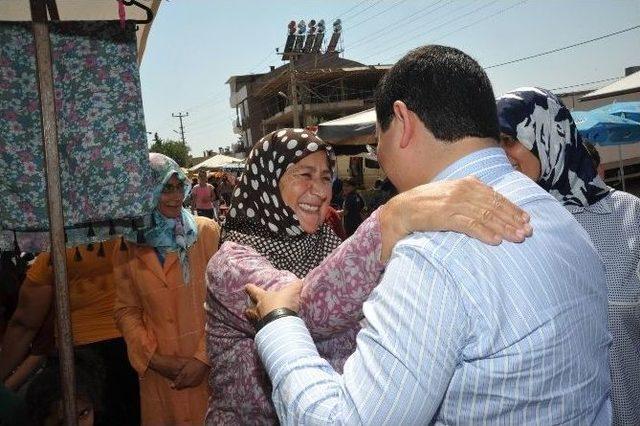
[{"xmin": 122, "ymin": 0, "xmax": 154, "ymax": 25}]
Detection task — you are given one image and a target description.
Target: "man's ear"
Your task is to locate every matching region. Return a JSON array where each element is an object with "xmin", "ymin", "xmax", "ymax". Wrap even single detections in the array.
[{"xmin": 392, "ymin": 100, "xmax": 415, "ymax": 149}]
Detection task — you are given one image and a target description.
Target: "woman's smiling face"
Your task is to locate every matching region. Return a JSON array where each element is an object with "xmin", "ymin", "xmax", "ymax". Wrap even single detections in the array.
[
  {"xmin": 278, "ymin": 151, "xmax": 332, "ymax": 234},
  {"xmin": 157, "ymin": 174, "xmax": 184, "ymax": 218}
]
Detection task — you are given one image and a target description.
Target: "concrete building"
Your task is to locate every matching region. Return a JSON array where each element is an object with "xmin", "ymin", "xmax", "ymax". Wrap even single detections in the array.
[{"xmin": 227, "ymin": 53, "xmax": 390, "ymax": 151}]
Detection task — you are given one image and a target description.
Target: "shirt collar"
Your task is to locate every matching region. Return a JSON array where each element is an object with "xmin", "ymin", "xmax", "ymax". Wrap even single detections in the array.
[{"xmin": 432, "ymin": 147, "xmax": 514, "ymax": 184}]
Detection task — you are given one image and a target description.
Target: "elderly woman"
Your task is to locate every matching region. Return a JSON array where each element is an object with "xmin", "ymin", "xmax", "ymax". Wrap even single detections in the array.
[
  {"xmin": 496, "ymin": 87, "xmax": 640, "ymax": 426},
  {"xmin": 114, "ymin": 153, "xmax": 220, "ymax": 425},
  {"xmin": 205, "ymin": 128, "xmax": 532, "ymax": 424}
]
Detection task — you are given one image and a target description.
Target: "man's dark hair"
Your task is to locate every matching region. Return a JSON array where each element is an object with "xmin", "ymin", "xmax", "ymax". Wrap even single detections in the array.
[
  {"xmin": 583, "ymin": 141, "xmax": 601, "ymax": 168},
  {"xmin": 375, "ymin": 45, "xmax": 499, "ymax": 142}
]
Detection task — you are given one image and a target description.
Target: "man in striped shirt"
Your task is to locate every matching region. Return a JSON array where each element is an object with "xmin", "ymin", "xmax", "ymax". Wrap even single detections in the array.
[{"xmin": 247, "ymin": 45, "xmax": 611, "ymax": 425}]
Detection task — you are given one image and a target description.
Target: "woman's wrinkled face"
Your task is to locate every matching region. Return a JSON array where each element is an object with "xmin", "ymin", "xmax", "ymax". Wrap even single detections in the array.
[
  {"xmin": 499, "ymin": 133, "xmax": 542, "ymax": 181},
  {"xmin": 158, "ymin": 174, "xmax": 184, "ymax": 218},
  {"xmin": 279, "ymin": 151, "xmax": 332, "ymax": 234}
]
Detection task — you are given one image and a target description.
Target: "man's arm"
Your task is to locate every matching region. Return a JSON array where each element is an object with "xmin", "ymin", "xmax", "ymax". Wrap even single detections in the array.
[{"xmin": 253, "ymin": 242, "xmax": 468, "ymax": 425}]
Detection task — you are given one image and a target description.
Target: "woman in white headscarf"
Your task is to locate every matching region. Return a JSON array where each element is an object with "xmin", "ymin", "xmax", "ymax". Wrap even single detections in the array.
[
  {"xmin": 497, "ymin": 87, "xmax": 640, "ymax": 426},
  {"xmin": 114, "ymin": 153, "xmax": 220, "ymax": 425}
]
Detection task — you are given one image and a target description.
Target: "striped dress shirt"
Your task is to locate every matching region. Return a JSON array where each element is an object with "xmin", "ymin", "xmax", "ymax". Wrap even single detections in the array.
[{"xmin": 256, "ymin": 148, "xmax": 612, "ymax": 425}]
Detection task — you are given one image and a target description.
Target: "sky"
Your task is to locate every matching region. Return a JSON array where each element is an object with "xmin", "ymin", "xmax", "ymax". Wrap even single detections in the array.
[{"xmin": 139, "ymin": 0, "xmax": 640, "ymax": 157}]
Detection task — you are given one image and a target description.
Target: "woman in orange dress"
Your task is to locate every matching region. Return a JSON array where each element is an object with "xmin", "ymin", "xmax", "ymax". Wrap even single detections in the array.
[{"xmin": 114, "ymin": 153, "xmax": 220, "ymax": 425}]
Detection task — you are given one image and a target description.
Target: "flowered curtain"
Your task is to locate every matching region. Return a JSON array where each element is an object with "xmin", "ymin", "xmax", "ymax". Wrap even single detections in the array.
[{"xmin": 0, "ymin": 21, "xmax": 154, "ymax": 253}]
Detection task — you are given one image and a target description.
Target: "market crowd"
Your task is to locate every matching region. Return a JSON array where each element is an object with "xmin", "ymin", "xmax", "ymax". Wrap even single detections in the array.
[{"xmin": 1, "ymin": 45, "xmax": 638, "ymax": 426}]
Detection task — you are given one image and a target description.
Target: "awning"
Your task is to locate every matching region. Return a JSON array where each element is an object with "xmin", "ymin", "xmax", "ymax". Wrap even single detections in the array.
[
  {"xmin": 317, "ymin": 108, "xmax": 376, "ymax": 145},
  {"xmin": 580, "ymin": 71, "xmax": 640, "ymax": 101},
  {"xmin": 0, "ymin": 0, "xmax": 161, "ymax": 63},
  {"xmin": 189, "ymin": 154, "xmax": 244, "ymax": 171}
]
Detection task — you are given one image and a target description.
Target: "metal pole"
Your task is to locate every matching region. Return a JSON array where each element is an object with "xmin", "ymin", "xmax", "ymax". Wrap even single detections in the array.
[
  {"xmin": 618, "ymin": 143, "xmax": 626, "ymax": 191},
  {"xmin": 30, "ymin": 1, "xmax": 78, "ymax": 424},
  {"xmin": 289, "ymin": 60, "xmax": 300, "ymax": 128}
]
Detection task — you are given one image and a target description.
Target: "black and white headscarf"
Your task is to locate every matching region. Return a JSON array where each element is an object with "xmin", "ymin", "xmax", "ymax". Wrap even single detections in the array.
[
  {"xmin": 496, "ymin": 87, "xmax": 610, "ymax": 207},
  {"xmin": 222, "ymin": 128, "xmax": 342, "ymax": 277}
]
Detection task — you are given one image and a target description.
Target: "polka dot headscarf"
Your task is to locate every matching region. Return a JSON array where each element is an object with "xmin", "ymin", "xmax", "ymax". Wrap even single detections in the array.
[{"xmin": 222, "ymin": 128, "xmax": 342, "ymax": 277}]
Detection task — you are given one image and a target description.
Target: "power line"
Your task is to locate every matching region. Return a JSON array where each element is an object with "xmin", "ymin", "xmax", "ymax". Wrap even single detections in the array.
[
  {"xmin": 341, "ymin": 0, "xmax": 386, "ymax": 25},
  {"xmin": 485, "ymin": 24, "xmax": 640, "ymax": 69},
  {"xmin": 348, "ymin": 0, "xmax": 450, "ymax": 49},
  {"xmin": 550, "ymin": 76, "xmax": 621, "ymax": 92},
  {"xmin": 348, "ymin": 0, "xmax": 412, "ymax": 31},
  {"xmin": 360, "ymin": 0, "xmax": 498, "ymax": 62},
  {"xmin": 331, "ymin": 0, "xmax": 371, "ymax": 22},
  {"xmin": 429, "ymin": 0, "xmax": 529, "ymax": 46},
  {"xmin": 381, "ymin": 0, "xmax": 528, "ymax": 63}
]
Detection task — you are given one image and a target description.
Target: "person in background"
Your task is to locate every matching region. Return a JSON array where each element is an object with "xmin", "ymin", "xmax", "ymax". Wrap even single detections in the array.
[
  {"xmin": 0, "ymin": 240, "xmax": 139, "ymax": 426},
  {"xmin": 324, "ymin": 205, "xmax": 346, "ymax": 240},
  {"xmin": 245, "ymin": 45, "xmax": 610, "ymax": 424},
  {"xmin": 114, "ymin": 153, "xmax": 220, "ymax": 425},
  {"xmin": 191, "ymin": 170, "xmax": 218, "ymax": 220},
  {"xmin": 25, "ymin": 350, "xmax": 103, "ymax": 426},
  {"xmin": 330, "ymin": 176, "xmax": 343, "ymax": 208},
  {"xmin": 497, "ymin": 87, "xmax": 639, "ymax": 426},
  {"xmin": 584, "ymin": 141, "xmax": 607, "ymax": 179},
  {"xmin": 216, "ymin": 175, "xmax": 233, "ymax": 206},
  {"xmin": 342, "ymin": 177, "xmax": 365, "ymax": 237}
]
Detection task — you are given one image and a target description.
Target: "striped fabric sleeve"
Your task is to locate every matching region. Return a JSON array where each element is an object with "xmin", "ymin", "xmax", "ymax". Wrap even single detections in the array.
[{"xmin": 255, "ymin": 242, "xmax": 468, "ymax": 425}]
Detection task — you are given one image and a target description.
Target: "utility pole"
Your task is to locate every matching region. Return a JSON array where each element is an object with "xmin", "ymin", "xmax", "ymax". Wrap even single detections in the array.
[
  {"xmin": 289, "ymin": 60, "xmax": 300, "ymax": 128},
  {"xmin": 172, "ymin": 111, "xmax": 189, "ymax": 144}
]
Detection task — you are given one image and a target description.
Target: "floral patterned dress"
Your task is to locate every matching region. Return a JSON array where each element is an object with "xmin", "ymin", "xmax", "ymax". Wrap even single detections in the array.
[{"xmin": 204, "ymin": 210, "xmax": 385, "ymax": 425}]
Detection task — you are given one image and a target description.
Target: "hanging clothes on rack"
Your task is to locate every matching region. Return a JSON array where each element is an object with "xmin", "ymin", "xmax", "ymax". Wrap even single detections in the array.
[{"xmin": 0, "ymin": 20, "xmax": 154, "ymax": 253}]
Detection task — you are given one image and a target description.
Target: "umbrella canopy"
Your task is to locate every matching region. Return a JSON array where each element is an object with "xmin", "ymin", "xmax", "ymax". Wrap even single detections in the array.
[
  {"xmin": 317, "ymin": 108, "xmax": 376, "ymax": 145},
  {"xmin": 189, "ymin": 154, "xmax": 244, "ymax": 171},
  {"xmin": 590, "ymin": 102, "xmax": 640, "ymax": 123},
  {"xmin": 572, "ymin": 110, "xmax": 640, "ymax": 146}
]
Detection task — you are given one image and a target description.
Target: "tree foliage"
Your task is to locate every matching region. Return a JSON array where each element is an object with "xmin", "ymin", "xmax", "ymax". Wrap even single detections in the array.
[{"xmin": 149, "ymin": 134, "xmax": 191, "ymax": 167}]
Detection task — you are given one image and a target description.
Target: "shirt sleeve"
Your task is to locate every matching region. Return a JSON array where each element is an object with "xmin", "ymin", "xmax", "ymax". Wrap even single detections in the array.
[
  {"xmin": 112, "ymin": 245, "xmax": 158, "ymax": 376},
  {"xmin": 207, "ymin": 210, "xmax": 385, "ymax": 339},
  {"xmin": 255, "ymin": 240, "xmax": 468, "ymax": 425},
  {"xmin": 297, "ymin": 209, "xmax": 385, "ymax": 337}
]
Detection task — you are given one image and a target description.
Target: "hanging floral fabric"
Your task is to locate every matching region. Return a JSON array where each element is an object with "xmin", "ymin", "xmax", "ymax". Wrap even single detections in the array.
[{"xmin": 0, "ymin": 21, "xmax": 154, "ymax": 253}]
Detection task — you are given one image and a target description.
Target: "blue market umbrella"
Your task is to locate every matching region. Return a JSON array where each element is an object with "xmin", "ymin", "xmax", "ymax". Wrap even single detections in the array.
[
  {"xmin": 590, "ymin": 101, "xmax": 640, "ymax": 124},
  {"xmin": 572, "ymin": 110, "xmax": 640, "ymax": 190},
  {"xmin": 572, "ymin": 110, "xmax": 640, "ymax": 145}
]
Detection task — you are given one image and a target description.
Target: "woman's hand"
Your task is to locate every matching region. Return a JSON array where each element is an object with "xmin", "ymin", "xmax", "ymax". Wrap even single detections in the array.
[
  {"xmin": 171, "ymin": 358, "xmax": 209, "ymax": 390},
  {"xmin": 379, "ymin": 176, "xmax": 533, "ymax": 261},
  {"xmin": 149, "ymin": 353, "xmax": 188, "ymax": 381}
]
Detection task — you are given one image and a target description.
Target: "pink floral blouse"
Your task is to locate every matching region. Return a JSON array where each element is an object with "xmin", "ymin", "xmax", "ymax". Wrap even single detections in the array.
[{"xmin": 204, "ymin": 210, "xmax": 385, "ymax": 425}]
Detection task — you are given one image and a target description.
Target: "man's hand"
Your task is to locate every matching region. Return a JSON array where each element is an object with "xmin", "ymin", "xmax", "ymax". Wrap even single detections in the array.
[
  {"xmin": 245, "ymin": 280, "xmax": 303, "ymax": 321},
  {"xmin": 149, "ymin": 354, "xmax": 188, "ymax": 381},
  {"xmin": 171, "ymin": 358, "xmax": 209, "ymax": 390}
]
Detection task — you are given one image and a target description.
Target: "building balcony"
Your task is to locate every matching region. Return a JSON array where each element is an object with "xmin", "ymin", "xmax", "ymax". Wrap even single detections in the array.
[{"xmin": 261, "ymin": 98, "xmax": 367, "ymax": 126}]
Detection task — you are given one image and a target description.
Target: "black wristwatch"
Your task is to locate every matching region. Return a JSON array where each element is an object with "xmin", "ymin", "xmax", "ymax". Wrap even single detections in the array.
[{"xmin": 256, "ymin": 307, "xmax": 298, "ymax": 332}]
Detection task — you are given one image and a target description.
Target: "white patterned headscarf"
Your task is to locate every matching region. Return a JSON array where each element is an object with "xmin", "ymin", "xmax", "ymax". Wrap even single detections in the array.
[
  {"xmin": 496, "ymin": 87, "xmax": 610, "ymax": 207},
  {"xmin": 222, "ymin": 128, "xmax": 342, "ymax": 277}
]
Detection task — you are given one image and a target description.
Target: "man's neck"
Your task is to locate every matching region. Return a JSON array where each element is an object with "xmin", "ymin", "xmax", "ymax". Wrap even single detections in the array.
[{"xmin": 408, "ymin": 137, "xmax": 498, "ymax": 189}]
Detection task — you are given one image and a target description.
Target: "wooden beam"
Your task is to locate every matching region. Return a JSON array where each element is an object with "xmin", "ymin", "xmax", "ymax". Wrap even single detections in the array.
[{"xmin": 29, "ymin": 1, "xmax": 77, "ymax": 425}]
